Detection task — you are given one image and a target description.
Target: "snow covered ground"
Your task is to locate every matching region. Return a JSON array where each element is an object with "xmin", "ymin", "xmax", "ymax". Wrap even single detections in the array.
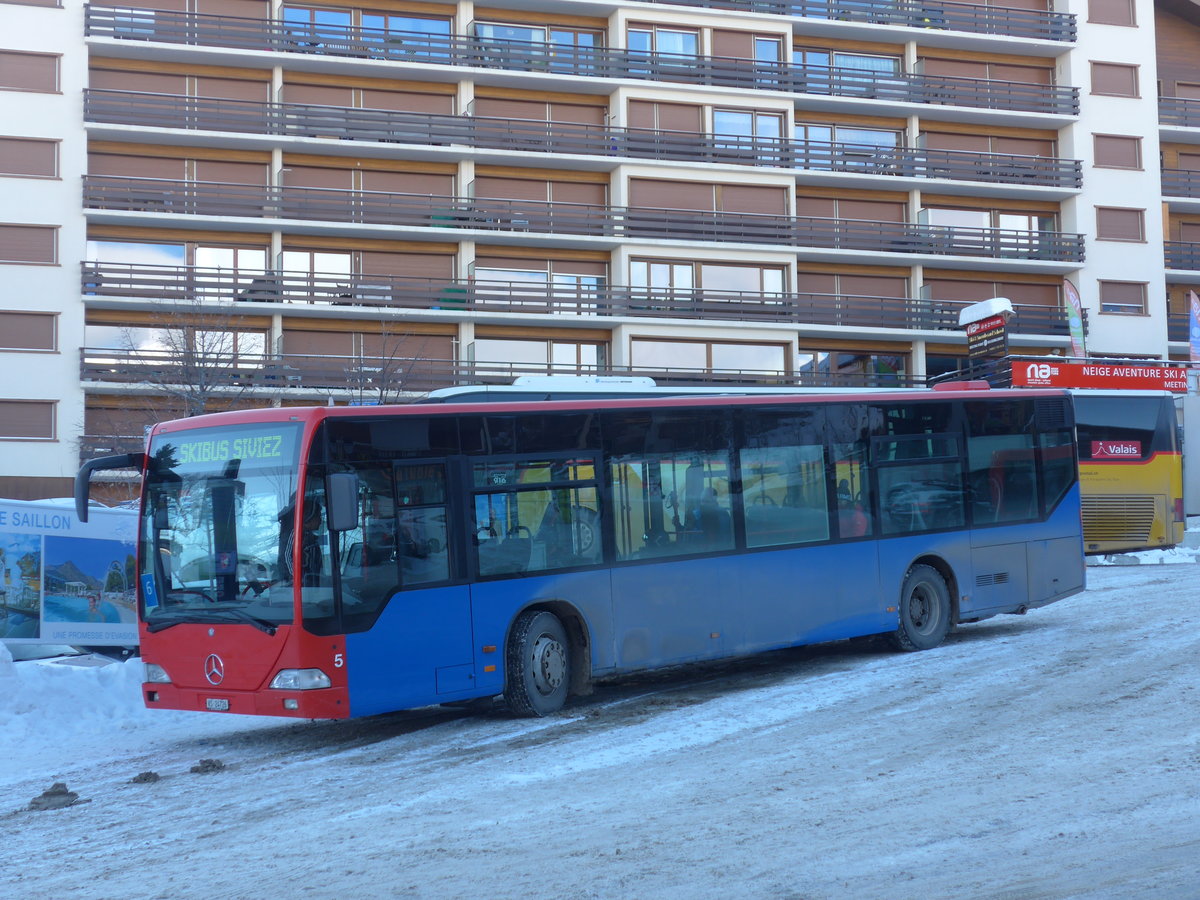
[{"xmin": 2, "ymin": 563, "xmax": 1198, "ymax": 899}]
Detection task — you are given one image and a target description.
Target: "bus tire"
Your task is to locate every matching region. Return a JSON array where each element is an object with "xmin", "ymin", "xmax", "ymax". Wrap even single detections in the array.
[
  {"xmin": 504, "ymin": 609, "xmax": 570, "ymax": 717},
  {"xmin": 890, "ymin": 564, "xmax": 951, "ymax": 652}
]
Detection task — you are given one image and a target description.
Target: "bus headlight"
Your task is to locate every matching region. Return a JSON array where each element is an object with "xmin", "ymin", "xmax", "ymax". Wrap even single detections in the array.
[
  {"xmin": 269, "ymin": 668, "xmax": 332, "ymax": 690},
  {"xmin": 144, "ymin": 663, "xmax": 171, "ymax": 684}
]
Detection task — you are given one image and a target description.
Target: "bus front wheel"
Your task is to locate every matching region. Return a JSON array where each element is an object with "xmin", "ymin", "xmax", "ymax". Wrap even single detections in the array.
[
  {"xmin": 504, "ymin": 610, "xmax": 570, "ymax": 717},
  {"xmin": 890, "ymin": 564, "xmax": 951, "ymax": 652}
]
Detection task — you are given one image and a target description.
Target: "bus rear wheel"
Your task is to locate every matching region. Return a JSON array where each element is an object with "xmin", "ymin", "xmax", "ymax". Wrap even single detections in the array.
[
  {"xmin": 504, "ymin": 610, "xmax": 570, "ymax": 717},
  {"xmin": 890, "ymin": 564, "xmax": 951, "ymax": 652}
]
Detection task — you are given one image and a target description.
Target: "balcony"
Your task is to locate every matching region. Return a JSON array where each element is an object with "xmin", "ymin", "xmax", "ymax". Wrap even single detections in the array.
[
  {"xmin": 84, "ymin": 89, "xmax": 1083, "ymax": 191},
  {"xmin": 1168, "ymin": 313, "xmax": 1188, "ymax": 343},
  {"xmin": 1166, "ymin": 242, "xmax": 1200, "ymax": 270},
  {"xmin": 1162, "ymin": 168, "xmax": 1200, "ymax": 199},
  {"xmin": 1160, "ymin": 97, "xmax": 1200, "ymax": 129},
  {"xmin": 84, "ymin": 6, "xmax": 1079, "ymax": 117},
  {"xmin": 639, "ymin": 0, "xmax": 1075, "ymax": 42},
  {"xmin": 81, "ymin": 176, "xmax": 1086, "ymax": 263},
  {"xmin": 79, "ymin": 347, "xmax": 922, "ymax": 403},
  {"xmin": 79, "ymin": 262, "xmax": 1077, "ymax": 335}
]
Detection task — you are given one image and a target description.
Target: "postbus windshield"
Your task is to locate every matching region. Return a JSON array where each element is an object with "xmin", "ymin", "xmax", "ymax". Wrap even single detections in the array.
[{"xmin": 138, "ymin": 422, "xmax": 305, "ymax": 631}]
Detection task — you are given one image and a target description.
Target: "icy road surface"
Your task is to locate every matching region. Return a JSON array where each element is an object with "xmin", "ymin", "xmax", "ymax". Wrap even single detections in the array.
[{"xmin": 2, "ymin": 564, "xmax": 1198, "ymax": 899}]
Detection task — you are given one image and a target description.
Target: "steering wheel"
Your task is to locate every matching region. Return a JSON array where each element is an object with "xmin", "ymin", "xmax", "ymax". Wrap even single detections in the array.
[{"xmin": 241, "ymin": 579, "xmax": 274, "ymax": 599}]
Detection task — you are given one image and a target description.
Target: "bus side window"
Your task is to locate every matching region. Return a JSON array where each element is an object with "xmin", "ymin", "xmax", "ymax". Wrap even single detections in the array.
[
  {"xmin": 1038, "ymin": 429, "xmax": 1075, "ymax": 514},
  {"xmin": 609, "ymin": 451, "xmax": 732, "ymax": 560},
  {"xmin": 967, "ymin": 400, "xmax": 1040, "ymax": 525},
  {"xmin": 875, "ymin": 436, "xmax": 964, "ymax": 535},
  {"xmin": 740, "ymin": 444, "xmax": 829, "ymax": 547},
  {"xmin": 827, "ymin": 403, "xmax": 875, "ymax": 539},
  {"xmin": 336, "ymin": 466, "xmax": 399, "ymax": 615},
  {"xmin": 471, "ymin": 458, "xmax": 602, "ymax": 577},
  {"xmin": 394, "ymin": 463, "xmax": 450, "ymax": 586}
]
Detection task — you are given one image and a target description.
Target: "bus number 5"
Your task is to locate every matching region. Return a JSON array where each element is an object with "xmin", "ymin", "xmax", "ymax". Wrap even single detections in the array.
[{"xmin": 334, "ymin": 652, "xmax": 344, "ymax": 668}]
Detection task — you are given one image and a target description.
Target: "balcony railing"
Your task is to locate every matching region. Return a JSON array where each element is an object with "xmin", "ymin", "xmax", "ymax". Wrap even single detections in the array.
[
  {"xmin": 1168, "ymin": 313, "xmax": 1188, "ymax": 342},
  {"xmin": 1162, "ymin": 168, "xmax": 1200, "ymax": 198},
  {"xmin": 640, "ymin": 0, "xmax": 1075, "ymax": 42},
  {"xmin": 81, "ymin": 177, "xmax": 1086, "ymax": 262},
  {"xmin": 80, "ymin": 262, "xmax": 1077, "ymax": 335},
  {"xmin": 1166, "ymin": 242, "xmax": 1200, "ymax": 270},
  {"xmin": 80, "ymin": 347, "xmax": 920, "ymax": 398},
  {"xmin": 84, "ymin": 6, "xmax": 1079, "ymax": 116},
  {"xmin": 1160, "ymin": 96, "xmax": 1200, "ymax": 128},
  {"xmin": 84, "ymin": 89, "xmax": 1083, "ymax": 190}
]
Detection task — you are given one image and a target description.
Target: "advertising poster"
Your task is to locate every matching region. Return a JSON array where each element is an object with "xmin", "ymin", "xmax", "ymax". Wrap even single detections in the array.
[{"xmin": 0, "ymin": 500, "xmax": 138, "ymax": 646}]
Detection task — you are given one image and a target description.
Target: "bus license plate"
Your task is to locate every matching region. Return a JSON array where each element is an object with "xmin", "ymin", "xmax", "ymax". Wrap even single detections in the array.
[{"xmin": 205, "ymin": 698, "xmax": 230, "ymax": 711}]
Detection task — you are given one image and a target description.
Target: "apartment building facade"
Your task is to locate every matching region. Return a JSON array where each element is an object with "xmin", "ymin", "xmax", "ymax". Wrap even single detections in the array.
[{"xmin": 0, "ymin": 0, "xmax": 1192, "ymax": 499}]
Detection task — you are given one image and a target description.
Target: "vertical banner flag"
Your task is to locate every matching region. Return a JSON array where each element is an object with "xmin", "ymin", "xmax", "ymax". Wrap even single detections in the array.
[
  {"xmin": 1189, "ymin": 290, "xmax": 1200, "ymax": 365},
  {"xmin": 1064, "ymin": 278, "xmax": 1086, "ymax": 358}
]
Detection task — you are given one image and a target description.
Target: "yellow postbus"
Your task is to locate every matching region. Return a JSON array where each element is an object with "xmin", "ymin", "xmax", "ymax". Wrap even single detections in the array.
[{"xmin": 1073, "ymin": 391, "xmax": 1184, "ymax": 554}]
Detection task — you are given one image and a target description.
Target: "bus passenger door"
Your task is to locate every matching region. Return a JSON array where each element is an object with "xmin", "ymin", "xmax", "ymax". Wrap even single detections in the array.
[{"xmin": 341, "ymin": 460, "xmax": 477, "ymax": 717}]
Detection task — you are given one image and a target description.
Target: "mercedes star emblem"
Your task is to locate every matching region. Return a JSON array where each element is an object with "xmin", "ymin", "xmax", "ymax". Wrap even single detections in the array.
[{"xmin": 204, "ymin": 653, "xmax": 225, "ymax": 686}]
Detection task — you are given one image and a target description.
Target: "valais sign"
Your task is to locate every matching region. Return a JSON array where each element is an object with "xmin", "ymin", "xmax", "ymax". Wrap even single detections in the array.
[
  {"xmin": 1091, "ymin": 440, "xmax": 1141, "ymax": 458},
  {"xmin": 1012, "ymin": 361, "xmax": 1188, "ymax": 393}
]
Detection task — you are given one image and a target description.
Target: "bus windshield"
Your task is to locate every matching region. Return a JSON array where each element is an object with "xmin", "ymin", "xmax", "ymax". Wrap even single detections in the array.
[{"xmin": 139, "ymin": 422, "xmax": 304, "ymax": 631}]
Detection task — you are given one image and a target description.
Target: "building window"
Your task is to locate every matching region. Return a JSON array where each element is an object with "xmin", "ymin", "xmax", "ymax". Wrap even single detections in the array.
[
  {"xmin": 1090, "ymin": 62, "xmax": 1139, "ymax": 97},
  {"xmin": 797, "ymin": 351, "xmax": 906, "ymax": 387},
  {"xmin": 281, "ymin": 6, "xmax": 352, "ymax": 48},
  {"xmin": 0, "ymin": 50, "xmax": 59, "ymax": 92},
  {"xmin": 1095, "ymin": 206, "xmax": 1145, "ymax": 241},
  {"xmin": 631, "ymin": 339, "xmax": 787, "ymax": 375},
  {"xmin": 754, "ymin": 37, "xmax": 783, "ymax": 62},
  {"xmin": 0, "ymin": 224, "xmax": 57, "ymax": 264},
  {"xmin": 0, "ymin": 137, "xmax": 57, "ymax": 178},
  {"xmin": 631, "ymin": 259, "xmax": 786, "ymax": 295},
  {"xmin": 627, "ymin": 25, "xmax": 699, "ymax": 58},
  {"xmin": 796, "ymin": 50, "xmax": 899, "ymax": 76},
  {"xmin": 1093, "ymin": 134, "xmax": 1141, "ymax": 169},
  {"xmin": 1098, "ymin": 280, "xmax": 1147, "ymax": 314},
  {"xmin": 473, "ymin": 338, "xmax": 604, "ymax": 374},
  {"xmin": 0, "ymin": 311, "xmax": 56, "ymax": 351},
  {"xmin": 1088, "ymin": 0, "xmax": 1136, "ymax": 26},
  {"xmin": 0, "ymin": 400, "xmax": 55, "ymax": 439},
  {"xmin": 712, "ymin": 109, "xmax": 784, "ymax": 146}
]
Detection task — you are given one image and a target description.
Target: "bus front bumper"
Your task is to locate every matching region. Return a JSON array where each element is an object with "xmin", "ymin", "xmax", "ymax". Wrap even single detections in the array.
[{"xmin": 142, "ymin": 682, "xmax": 350, "ymax": 719}]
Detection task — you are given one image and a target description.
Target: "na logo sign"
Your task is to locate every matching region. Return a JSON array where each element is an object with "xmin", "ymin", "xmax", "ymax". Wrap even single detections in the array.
[{"xmin": 1024, "ymin": 362, "xmax": 1059, "ymax": 381}]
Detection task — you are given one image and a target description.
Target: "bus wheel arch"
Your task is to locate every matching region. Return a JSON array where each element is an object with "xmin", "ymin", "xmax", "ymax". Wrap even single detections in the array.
[
  {"xmin": 890, "ymin": 557, "xmax": 955, "ymax": 652},
  {"xmin": 502, "ymin": 602, "xmax": 591, "ymax": 717}
]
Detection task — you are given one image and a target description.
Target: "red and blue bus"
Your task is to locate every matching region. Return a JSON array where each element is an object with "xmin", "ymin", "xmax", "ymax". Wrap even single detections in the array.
[{"xmin": 76, "ymin": 386, "xmax": 1085, "ymax": 719}]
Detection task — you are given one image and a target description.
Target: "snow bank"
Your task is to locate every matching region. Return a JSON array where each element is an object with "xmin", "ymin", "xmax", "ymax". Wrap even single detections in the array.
[
  {"xmin": 0, "ymin": 652, "xmax": 267, "ymax": 788},
  {"xmin": 0, "ymin": 653, "xmax": 149, "ymax": 749}
]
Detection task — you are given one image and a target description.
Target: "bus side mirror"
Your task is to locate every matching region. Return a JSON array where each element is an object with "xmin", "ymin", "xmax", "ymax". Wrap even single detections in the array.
[
  {"xmin": 326, "ymin": 473, "xmax": 359, "ymax": 532},
  {"xmin": 75, "ymin": 452, "xmax": 146, "ymax": 522}
]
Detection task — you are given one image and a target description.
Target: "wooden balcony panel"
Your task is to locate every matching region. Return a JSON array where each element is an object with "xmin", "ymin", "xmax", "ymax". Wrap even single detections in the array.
[
  {"xmin": 1166, "ymin": 242, "xmax": 1200, "ymax": 270},
  {"xmin": 85, "ymin": 7, "xmax": 1078, "ymax": 116},
  {"xmin": 1160, "ymin": 97, "xmax": 1200, "ymax": 129},
  {"xmin": 665, "ymin": 0, "xmax": 1077, "ymax": 41},
  {"xmin": 79, "ymin": 263, "xmax": 1073, "ymax": 335},
  {"xmin": 88, "ymin": 89, "xmax": 1083, "ymax": 190},
  {"xmin": 82, "ymin": 178, "xmax": 1084, "ymax": 261},
  {"xmin": 81, "ymin": 343, "xmax": 934, "ymax": 400},
  {"xmin": 1162, "ymin": 169, "xmax": 1200, "ymax": 198},
  {"xmin": 1168, "ymin": 314, "xmax": 1188, "ymax": 342}
]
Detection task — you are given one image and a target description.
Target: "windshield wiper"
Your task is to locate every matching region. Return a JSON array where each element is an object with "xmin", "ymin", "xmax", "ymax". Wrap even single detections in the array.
[{"xmin": 146, "ymin": 607, "xmax": 279, "ymax": 635}]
